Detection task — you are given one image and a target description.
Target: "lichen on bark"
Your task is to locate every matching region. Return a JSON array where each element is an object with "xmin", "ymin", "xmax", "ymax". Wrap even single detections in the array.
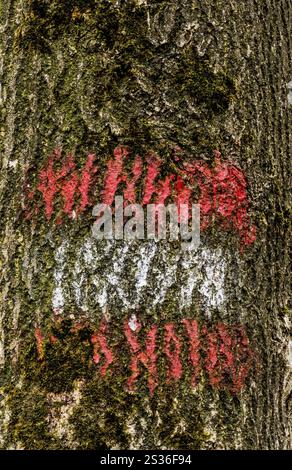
[{"xmin": 0, "ymin": 0, "xmax": 291, "ymax": 450}]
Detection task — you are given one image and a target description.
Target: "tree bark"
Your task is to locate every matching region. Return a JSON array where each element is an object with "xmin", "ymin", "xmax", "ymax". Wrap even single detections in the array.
[{"xmin": 0, "ymin": 0, "xmax": 291, "ymax": 450}]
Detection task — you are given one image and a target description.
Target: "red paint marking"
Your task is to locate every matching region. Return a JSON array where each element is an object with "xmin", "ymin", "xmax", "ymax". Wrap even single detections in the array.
[
  {"xmin": 60, "ymin": 154, "xmax": 79, "ymax": 216},
  {"xmin": 26, "ymin": 145, "xmax": 256, "ymax": 246},
  {"xmin": 142, "ymin": 154, "xmax": 176, "ymax": 205},
  {"xmin": 37, "ymin": 148, "xmax": 62, "ymax": 219},
  {"xmin": 78, "ymin": 154, "xmax": 98, "ymax": 213},
  {"xmin": 217, "ymin": 322, "xmax": 235, "ymax": 369},
  {"xmin": 174, "ymin": 175, "xmax": 192, "ymax": 220},
  {"xmin": 70, "ymin": 321, "xmax": 87, "ymax": 333},
  {"xmin": 203, "ymin": 323, "xmax": 254, "ymax": 393},
  {"xmin": 164, "ymin": 323, "xmax": 183, "ymax": 382},
  {"xmin": 183, "ymin": 319, "xmax": 201, "ymax": 387},
  {"xmin": 35, "ymin": 149, "xmax": 98, "ymax": 220},
  {"xmin": 124, "ymin": 319, "xmax": 158, "ymax": 395},
  {"xmin": 204, "ymin": 327, "xmax": 221, "ymax": 388},
  {"xmin": 35, "ymin": 327, "xmax": 45, "ymax": 361},
  {"xmin": 228, "ymin": 325, "xmax": 254, "ymax": 394},
  {"xmin": 34, "ymin": 318, "xmax": 254, "ymax": 394},
  {"xmin": 102, "ymin": 145, "xmax": 127, "ymax": 205},
  {"xmin": 183, "ymin": 151, "xmax": 256, "ymax": 246},
  {"xmin": 123, "ymin": 154, "xmax": 143, "ymax": 205},
  {"xmin": 91, "ymin": 320, "xmax": 115, "ymax": 376},
  {"xmin": 50, "ymin": 335, "xmax": 58, "ymax": 345},
  {"xmin": 37, "ymin": 150, "xmax": 81, "ymax": 219},
  {"xmin": 102, "ymin": 145, "xmax": 143, "ymax": 206}
]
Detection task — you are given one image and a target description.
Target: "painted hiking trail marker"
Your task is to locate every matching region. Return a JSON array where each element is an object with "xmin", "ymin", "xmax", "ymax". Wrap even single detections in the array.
[
  {"xmin": 24, "ymin": 146, "xmax": 256, "ymax": 247},
  {"xmin": 35, "ymin": 317, "xmax": 255, "ymax": 395},
  {"xmin": 26, "ymin": 145, "xmax": 257, "ymax": 395}
]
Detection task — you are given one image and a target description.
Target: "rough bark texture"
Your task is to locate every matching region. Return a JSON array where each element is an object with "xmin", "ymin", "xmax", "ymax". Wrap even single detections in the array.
[{"xmin": 0, "ymin": 0, "xmax": 291, "ymax": 450}]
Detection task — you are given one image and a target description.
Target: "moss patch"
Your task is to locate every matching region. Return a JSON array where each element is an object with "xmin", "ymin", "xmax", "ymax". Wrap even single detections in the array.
[
  {"xmin": 15, "ymin": 0, "xmax": 236, "ymax": 158},
  {"xmin": 6, "ymin": 317, "xmax": 211, "ymax": 449}
]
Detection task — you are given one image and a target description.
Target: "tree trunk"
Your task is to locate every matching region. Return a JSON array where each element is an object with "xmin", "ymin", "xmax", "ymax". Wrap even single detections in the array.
[{"xmin": 0, "ymin": 0, "xmax": 291, "ymax": 450}]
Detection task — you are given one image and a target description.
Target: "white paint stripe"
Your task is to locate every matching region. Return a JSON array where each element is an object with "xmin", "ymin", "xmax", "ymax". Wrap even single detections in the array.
[
  {"xmin": 52, "ymin": 239, "xmax": 68, "ymax": 312},
  {"xmin": 52, "ymin": 238, "xmax": 227, "ymax": 315}
]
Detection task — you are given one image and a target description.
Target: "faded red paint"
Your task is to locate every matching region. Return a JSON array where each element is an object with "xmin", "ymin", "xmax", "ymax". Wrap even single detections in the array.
[
  {"xmin": 124, "ymin": 319, "xmax": 158, "ymax": 395},
  {"xmin": 225, "ymin": 325, "xmax": 254, "ymax": 394},
  {"xmin": 142, "ymin": 154, "xmax": 176, "ymax": 205},
  {"xmin": 102, "ymin": 145, "xmax": 143, "ymax": 206},
  {"xmin": 50, "ymin": 335, "xmax": 58, "ymax": 345},
  {"xmin": 26, "ymin": 149, "xmax": 98, "ymax": 221},
  {"xmin": 203, "ymin": 323, "xmax": 254, "ymax": 393},
  {"xmin": 25, "ymin": 145, "xmax": 256, "ymax": 246},
  {"xmin": 164, "ymin": 323, "xmax": 183, "ymax": 382},
  {"xmin": 204, "ymin": 327, "xmax": 222, "ymax": 388},
  {"xmin": 35, "ymin": 327, "xmax": 45, "ymax": 362},
  {"xmin": 34, "ymin": 317, "xmax": 254, "ymax": 394},
  {"xmin": 78, "ymin": 154, "xmax": 98, "ymax": 213},
  {"xmin": 60, "ymin": 154, "xmax": 79, "ymax": 216},
  {"xmin": 37, "ymin": 148, "xmax": 62, "ymax": 219},
  {"xmin": 174, "ymin": 175, "xmax": 193, "ymax": 220},
  {"xmin": 69, "ymin": 321, "xmax": 87, "ymax": 333},
  {"xmin": 91, "ymin": 320, "xmax": 114, "ymax": 376},
  {"xmin": 183, "ymin": 319, "xmax": 201, "ymax": 387},
  {"xmin": 183, "ymin": 151, "xmax": 256, "ymax": 246}
]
